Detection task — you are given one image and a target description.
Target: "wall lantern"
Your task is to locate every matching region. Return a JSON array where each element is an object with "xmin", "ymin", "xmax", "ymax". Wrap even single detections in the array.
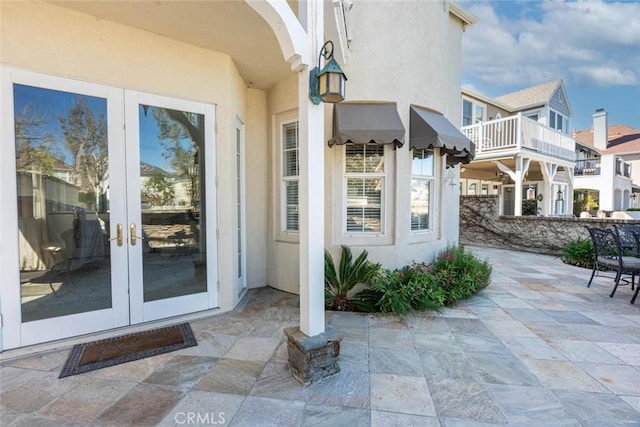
[
  {"xmin": 556, "ymin": 189, "xmax": 564, "ymax": 201},
  {"xmin": 309, "ymin": 40, "xmax": 347, "ymax": 105},
  {"xmin": 631, "ymin": 193, "xmax": 637, "ymax": 200},
  {"xmin": 526, "ymin": 185, "xmax": 536, "ymax": 200},
  {"xmin": 536, "ymin": 194, "xmax": 543, "ymax": 202},
  {"xmin": 578, "ymin": 192, "xmax": 585, "ymax": 202}
]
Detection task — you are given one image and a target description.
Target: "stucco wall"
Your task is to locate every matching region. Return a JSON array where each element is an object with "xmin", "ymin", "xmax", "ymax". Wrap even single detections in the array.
[
  {"xmin": 460, "ymin": 195, "xmax": 640, "ymax": 255},
  {"xmin": 265, "ymin": 1, "xmax": 469, "ymax": 293},
  {"xmin": 1, "ymin": 1, "xmax": 264, "ymax": 312},
  {"xmin": 325, "ymin": 0, "xmax": 463, "ymax": 268}
]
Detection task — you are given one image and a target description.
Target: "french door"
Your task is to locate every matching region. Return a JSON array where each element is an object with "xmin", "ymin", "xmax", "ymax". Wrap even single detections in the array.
[{"xmin": 0, "ymin": 69, "xmax": 218, "ymax": 349}]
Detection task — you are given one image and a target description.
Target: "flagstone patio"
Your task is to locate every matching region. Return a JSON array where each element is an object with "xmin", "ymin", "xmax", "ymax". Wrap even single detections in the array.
[{"xmin": 1, "ymin": 246, "xmax": 639, "ymax": 426}]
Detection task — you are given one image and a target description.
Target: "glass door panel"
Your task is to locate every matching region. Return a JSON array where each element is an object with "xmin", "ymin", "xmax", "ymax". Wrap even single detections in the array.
[
  {"xmin": 137, "ymin": 105, "xmax": 207, "ymax": 302},
  {"xmin": 125, "ymin": 91, "xmax": 216, "ymax": 324},
  {"xmin": 13, "ymin": 84, "xmax": 113, "ymax": 323}
]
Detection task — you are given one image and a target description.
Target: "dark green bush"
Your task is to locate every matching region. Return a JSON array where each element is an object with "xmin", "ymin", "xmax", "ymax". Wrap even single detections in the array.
[
  {"xmin": 431, "ymin": 246, "xmax": 492, "ymax": 306},
  {"xmin": 561, "ymin": 238, "xmax": 594, "ymax": 268},
  {"xmin": 324, "ymin": 246, "xmax": 382, "ymax": 311},
  {"xmin": 368, "ymin": 264, "xmax": 446, "ymax": 315},
  {"xmin": 348, "ymin": 246, "xmax": 491, "ymax": 315}
]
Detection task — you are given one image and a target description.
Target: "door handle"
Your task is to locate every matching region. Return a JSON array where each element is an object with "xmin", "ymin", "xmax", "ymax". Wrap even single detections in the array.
[
  {"xmin": 109, "ymin": 223, "xmax": 123, "ymax": 247},
  {"xmin": 130, "ymin": 223, "xmax": 144, "ymax": 246}
]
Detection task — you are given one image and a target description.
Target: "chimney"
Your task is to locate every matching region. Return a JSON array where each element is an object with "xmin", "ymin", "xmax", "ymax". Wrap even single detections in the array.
[{"xmin": 592, "ymin": 108, "xmax": 608, "ymax": 150}]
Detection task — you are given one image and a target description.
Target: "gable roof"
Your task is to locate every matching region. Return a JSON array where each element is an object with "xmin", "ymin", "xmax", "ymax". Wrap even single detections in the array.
[
  {"xmin": 574, "ymin": 124, "xmax": 640, "ymax": 155},
  {"xmin": 495, "ymin": 80, "xmax": 562, "ymax": 110}
]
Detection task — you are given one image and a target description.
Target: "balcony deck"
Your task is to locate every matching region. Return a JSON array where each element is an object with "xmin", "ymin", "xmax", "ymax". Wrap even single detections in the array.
[{"xmin": 462, "ymin": 114, "xmax": 576, "ymax": 163}]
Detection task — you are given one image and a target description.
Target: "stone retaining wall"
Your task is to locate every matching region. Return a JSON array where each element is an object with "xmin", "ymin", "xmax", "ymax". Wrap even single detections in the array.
[{"xmin": 460, "ymin": 195, "xmax": 640, "ymax": 256}]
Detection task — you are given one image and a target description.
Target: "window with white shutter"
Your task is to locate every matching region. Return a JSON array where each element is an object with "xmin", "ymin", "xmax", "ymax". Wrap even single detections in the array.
[
  {"xmin": 282, "ymin": 121, "xmax": 299, "ymax": 232},
  {"xmin": 345, "ymin": 144, "xmax": 384, "ymax": 233}
]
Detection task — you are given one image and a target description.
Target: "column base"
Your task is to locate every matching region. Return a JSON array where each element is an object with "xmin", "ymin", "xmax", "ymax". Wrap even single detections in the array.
[{"xmin": 283, "ymin": 326, "xmax": 343, "ymax": 386}]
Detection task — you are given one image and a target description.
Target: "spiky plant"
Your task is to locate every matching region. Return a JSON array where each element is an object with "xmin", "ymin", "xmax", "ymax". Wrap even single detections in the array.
[{"xmin": 325, "ymin": 245, "xmax": 381, "ymax": 311}]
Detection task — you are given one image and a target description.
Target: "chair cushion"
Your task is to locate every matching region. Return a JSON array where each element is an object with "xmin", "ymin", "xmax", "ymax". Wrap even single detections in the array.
[
  {"xmin": 597, "ymin": 256, "xmax": 619, "ymax": 268},
  {"xmin": 621, "ymin": 256, "xmax": 640, "ymax": 271}
]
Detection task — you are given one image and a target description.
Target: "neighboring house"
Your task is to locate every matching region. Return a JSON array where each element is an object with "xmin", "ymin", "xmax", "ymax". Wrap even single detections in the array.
[
  {"xmin": 573, "ymin": 109, "xmax": 639, "ymax": 213},
  {"xmin": 460, "ymin": 80, "xmax": 576, "ymax": 216},
  {"xmin": 0, "ymin": 0, "xmax": 475, "ymax": 350}
]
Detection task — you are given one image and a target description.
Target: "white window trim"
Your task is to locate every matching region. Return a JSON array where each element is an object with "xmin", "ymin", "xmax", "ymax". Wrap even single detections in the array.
[
  {"xmin": 333, "ymin": 144, "xmax": 394, "ymax": 246},
  {"xmin": 408, "ymin": 148, "xmax": 442, "ymax": 244},
  {"xmin": 344, "ymin": 144, "xmax": 385, "ymax": 235},
  {"xmin": 462, "ymin": 96, "xmax": 486, "ymax": 126},
  {"xmin": 410, "ymin": 149, "xmax": 435, "ymax": 234},
  {"xmin": 280, "ymin": 119, "xmax": 299, "ymax": 235},
  {"xmin": 549, "ymin": 108, "xmax": 569, "ymax": 134},
  {"xmin": 272, "ymin": 109, "xmax": 299, "ymax": 243}
]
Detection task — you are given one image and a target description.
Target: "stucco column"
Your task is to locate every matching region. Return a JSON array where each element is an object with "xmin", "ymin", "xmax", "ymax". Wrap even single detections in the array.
[{"xmin": 298, "ymin": 0, "xmax": 325, "ymax": 337}]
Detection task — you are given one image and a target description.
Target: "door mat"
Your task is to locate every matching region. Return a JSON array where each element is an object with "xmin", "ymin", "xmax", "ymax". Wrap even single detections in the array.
[{"xmin": 59, "ymin": 323, "xmax": 197, "ymax": 378}]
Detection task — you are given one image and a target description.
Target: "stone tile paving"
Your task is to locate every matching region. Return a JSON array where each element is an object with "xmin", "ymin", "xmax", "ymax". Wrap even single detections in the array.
[{"xmin": 1, "ymin": 246, "xmax": 639, "ymax": 426}]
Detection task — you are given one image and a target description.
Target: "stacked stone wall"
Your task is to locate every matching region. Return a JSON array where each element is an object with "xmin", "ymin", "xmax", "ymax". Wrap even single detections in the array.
[{"xmin": 460, "ymin": 195, "xmax": 640, "ymax": 256}]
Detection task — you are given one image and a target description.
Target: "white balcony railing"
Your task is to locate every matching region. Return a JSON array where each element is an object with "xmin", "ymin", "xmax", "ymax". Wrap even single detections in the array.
[{"xmin": 461, "ymin": 113, "xmax": 576, "ymax": 162}]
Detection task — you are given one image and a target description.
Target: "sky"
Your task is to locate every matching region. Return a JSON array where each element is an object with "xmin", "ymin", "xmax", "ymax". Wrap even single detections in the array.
[
  {"xmin": 14, "ymin": 84, "xmax": 180, "ymax": 171},
  {"xmin": 458, "ymin": 0, "xmax": 640, "ymax": 132}
]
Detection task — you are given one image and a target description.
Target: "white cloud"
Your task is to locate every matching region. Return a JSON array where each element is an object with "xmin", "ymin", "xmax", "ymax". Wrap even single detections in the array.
[
  {"xmin": 570, "ymin": 66, "xmax": 638, "ymax": 86},
  {"xmin": 461, "ymin": 0, "xmax": 640, "ymax": 89}
]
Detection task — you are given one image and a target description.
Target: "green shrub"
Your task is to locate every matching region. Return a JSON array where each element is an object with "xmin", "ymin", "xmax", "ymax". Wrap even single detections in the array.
[
  {"xmin": 327, "ymin": 245, "xmax": 491, "ymax": 314},
  {"xmin": 325, "ymin": 246, "xmax": 382, "ymax": 311},
  {"xmin": 431, "ymin": 246, "xmax": 492, "ymax": 306},
  {"xmin": 368, "ymin": 264, "xmax": 446, "ymax": 315},
  {"xmin": 561, "ymin": 238, "xmax": 594, "ymax": 268}
]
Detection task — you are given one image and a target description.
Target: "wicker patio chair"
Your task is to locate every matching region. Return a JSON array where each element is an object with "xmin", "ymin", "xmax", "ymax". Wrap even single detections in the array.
[{"xmin": 586, "ymin": 226, "xmax": 640, "ymax": 299}]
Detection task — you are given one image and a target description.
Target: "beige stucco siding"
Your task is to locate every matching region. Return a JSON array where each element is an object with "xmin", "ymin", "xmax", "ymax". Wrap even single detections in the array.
[
  {"xmin": 265, "ymin": 1, "xmax": 469, "ymax": 295},
  {"xmin": 1, "ymin": 1, "xmax": 269, "ymax": 311}
]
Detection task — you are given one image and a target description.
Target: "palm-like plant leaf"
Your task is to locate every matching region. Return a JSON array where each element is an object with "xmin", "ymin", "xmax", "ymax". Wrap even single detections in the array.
[{"xmin": 325, "ymin": 246, "xmax": 381, "ymax": 310}]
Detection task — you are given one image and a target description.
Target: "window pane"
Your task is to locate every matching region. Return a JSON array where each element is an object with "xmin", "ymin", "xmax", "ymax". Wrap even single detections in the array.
[
  {"xmin": 364, "ymin": 145, "xmax": 384, "ymax": 173},
  {"xmin": 557, "ymin": 114, "xmax": 563, "ymax": 131},
  {"xmin": 285, "ymin": 180, "xmax": 298, "ymax": 231},
  {"xmin": 347, "ymin": 178, "xmax": 381, "ymax": 206},
  {"xmin": 412, "ymin": 149, "xmax": 434, "ymax": 176},
  {"xmin": 462, "ymin": 100, "xmax": 472, "ymax": 126},
  {"xmin": 345, "ymin": 144, "xmax": 384, "ymax": 233},
  {"xmin": 346, "ymin": 144, "xmax": 384, "ymax": 173},
  {"xmin": 346, "ymin": 207, "xmax": 381, "ymax": 232},
  {"xmin": 14, "ymin": 84, "xmax": 112, "ymax": 321},
  {"xmin": 282, "ymin": 122, "xmax": 298, "ymax": 177},
  {"xmin": 411, "ymin": 178, "xmax": 430, "ymax": 231},
  {"xmin": 283, "ymin": 122, "xmax": 298, "ymax": 150},
  {"xmin": 549, "ymin": 111, "xmax": 556, "ymax": 129},
  {"xmin": 475, "ymin": 105, "xmax": 484, "ymax": 123}
]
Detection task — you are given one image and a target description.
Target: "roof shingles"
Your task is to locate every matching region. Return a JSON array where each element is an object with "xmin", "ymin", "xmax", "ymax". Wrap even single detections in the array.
[
  {"xmin": 574, "ymin": 124, "xmax": 640, "ymax": 155},
  {"xmin": 495, "ymin": 80, "xmax": 561, "ymax": 110}
]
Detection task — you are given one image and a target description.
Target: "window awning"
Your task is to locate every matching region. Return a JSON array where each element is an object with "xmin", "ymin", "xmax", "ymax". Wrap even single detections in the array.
[
  {"xmin": 410, "ymin": 105, "xmax": 475, "ymax": 166},
  {"xmin": 329, "ymin": 101, "xmax": 405, "ymax": 148}
]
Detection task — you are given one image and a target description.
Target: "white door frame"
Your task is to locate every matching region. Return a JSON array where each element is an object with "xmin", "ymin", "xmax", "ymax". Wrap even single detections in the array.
[
  {"xmin": 0, "ymin": 68, "xmax": 219, "ymax": 349},
  {"xmin": 124, "ymin": 90, "xmax": 219, "ymax": 323},
  {"xmin": 235, "ymin": 117, "xmax": 247, "ymax": 296}
]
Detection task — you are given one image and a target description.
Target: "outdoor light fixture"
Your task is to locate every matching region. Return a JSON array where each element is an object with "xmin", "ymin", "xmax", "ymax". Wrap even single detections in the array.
[
  {"xmin": 578, "ymin": 192, "xmax": 585, "ymax": 202},
  {"xmin": 536, "ymin": 194, "xmax": 544, "ymax": 202},
  {"xmin": 526, "ymin": 185, "xmax": 536, "ymax": 200},
  {"xmin": 556, "ymin": 189, "xmax": 564, "ymax": 201},
  {"xmin": 631, "ymin": 194, "xmax": 637, "ymax": 200},
  {"xmin": 309, "ymin": 40, "xmax": 347, "ymax": 105}
]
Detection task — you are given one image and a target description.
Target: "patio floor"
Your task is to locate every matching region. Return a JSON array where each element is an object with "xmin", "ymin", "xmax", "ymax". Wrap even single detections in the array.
[{"xmin": 1, "ymin": 246, "xmax": 639, "ymax": 426}]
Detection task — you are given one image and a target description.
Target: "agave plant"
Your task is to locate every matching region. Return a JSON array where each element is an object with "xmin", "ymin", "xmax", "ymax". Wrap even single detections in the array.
[{"xmin": 325, "ymin": 245, "xmax": 381, "ymax": 311}]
